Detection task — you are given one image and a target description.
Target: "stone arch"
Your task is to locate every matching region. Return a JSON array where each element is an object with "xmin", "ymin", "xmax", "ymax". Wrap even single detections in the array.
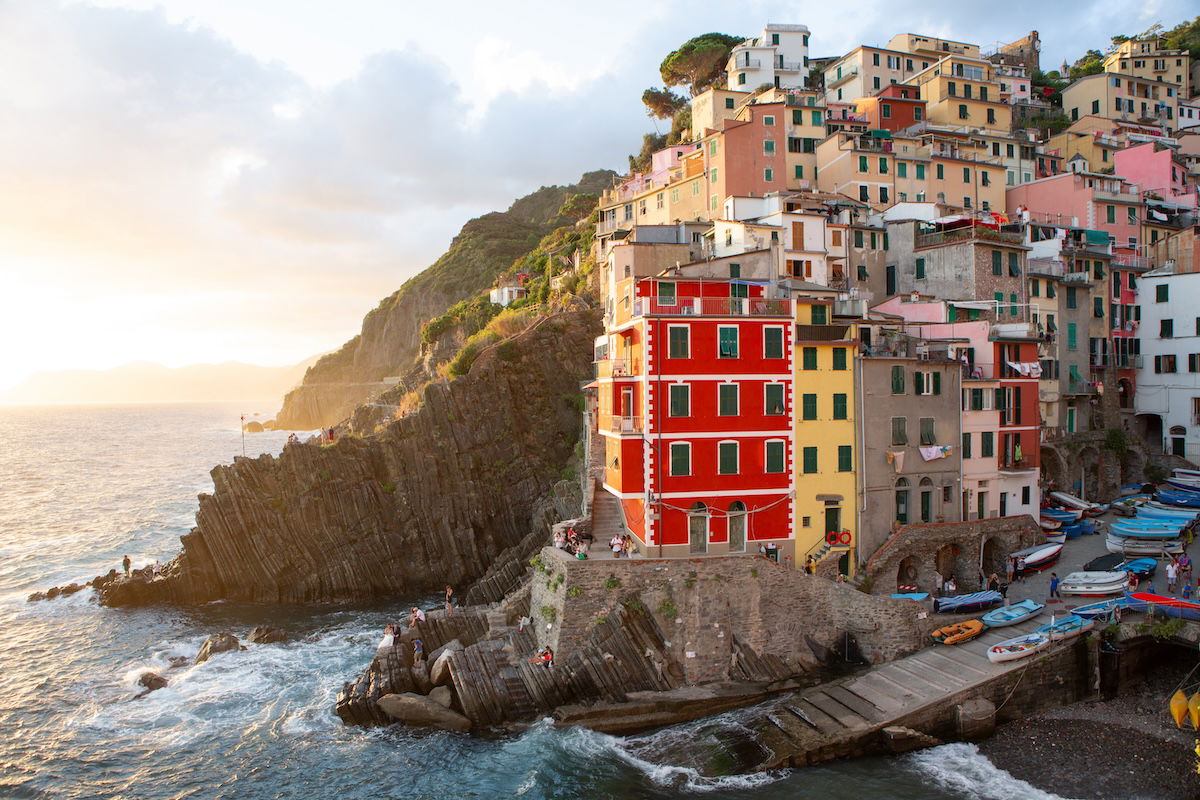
[
  {"xmin": 1135, "ymin": 413, "xmax": 1164, "ymax": 453},
  {"xmin": 935, "ymin": 543, "xmax": 961, "ymax": 580},
  {"xmin": 981, "ymin": 537, "xmax": 1005, "ymax": 580},
  {"xmin": 1040, "ymin": 445, "xmax": 1070, "ymax": 492},
  {"xmin": 1078, "ymin": 446, "xmax": 1101, "ymax": 499}
]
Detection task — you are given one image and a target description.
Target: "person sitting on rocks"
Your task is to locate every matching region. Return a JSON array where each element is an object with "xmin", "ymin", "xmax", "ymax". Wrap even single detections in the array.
[
  {"xmin": 540, "ymin": 646, "xmax": 554, "ymax": 669},
  {"xmin": 553, "ymin": 529, "xmax": 565, "ymax": 549},
  {"xmin": 408, "ymin": 607, "xmax": 425, "ymax": 628}
]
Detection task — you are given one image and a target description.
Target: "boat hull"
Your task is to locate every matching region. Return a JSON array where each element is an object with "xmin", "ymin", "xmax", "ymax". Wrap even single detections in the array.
[
  {"xmin": 981, "ymin": 599, "xmax": 1045, "ymax": 628},
  {"xmin": 1036, "ymin": 614, "xmax": 1095, "ymax": 641},
  {"xmin": 1105, "ymin": 536, "xmax": 1184, "ymax": 556},
  {"xmin": 1125, "ymin": 592, "xmax": 1200, "ymax": 622},
  {"xmin": 988, "ymin": 633, "xmax": 1051, "ymax": 664}
]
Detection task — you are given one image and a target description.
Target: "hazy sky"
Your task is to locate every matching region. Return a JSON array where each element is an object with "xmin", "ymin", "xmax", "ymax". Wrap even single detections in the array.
[{"xmin": 1, "ymin": 0, "xmax": 1192, "ymax": 390}]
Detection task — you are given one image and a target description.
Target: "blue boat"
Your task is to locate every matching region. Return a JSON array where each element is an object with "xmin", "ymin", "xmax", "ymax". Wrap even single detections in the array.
[
  {"xmin": 1061, "ymin": 523, "xmax": 1083, "ymax": 539},
  {"xmin": 1078, "ymin": 520, "xmax": 1098, "ymax": 535},
  {"xmin": 1135, "ymin": 506, "xmax": 1199, "ymax": 521},
  {"xmin": 1041, "ymin": 508, "xmax": 1082, "ymax": 522},
  {"xmin": 1109, "ymin": 523, "xmax": 1184, "ymax": 539},
  {"xmin": 1115, "ymin": 558, "xmax": 1157, "ymax": 577},
  {"xmin": 1036, "ymin": 614, "xmax": 1095, "ymax": 641},
  {"xmin": 935, "ymin": 589, "xmax": 1003, "ymax": 614},
  {"xmin": 1125, "ymin": 592, "xmax": 1200, "ymax": 622},
  {"xmin": 1166, "ymin": 478, "xmax": 1200, "ymax": 493},
  {"xmin": 1156, "ymin": 491, "xmax": 1200, "ymax": 509},
  {"xmin": 981, "ymin": 599, "xmax": 1045, "ymax": 628},
  {"xmin": 1070, "ymin": 597, "xmax": 1130, "ymax": 620}
]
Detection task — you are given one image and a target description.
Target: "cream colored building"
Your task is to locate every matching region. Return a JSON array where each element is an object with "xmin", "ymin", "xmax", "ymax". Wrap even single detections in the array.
[
  {"xmin": 1104, "ymin": 36, "xmax": 1191, "ymax": 98},
  {"xmin": 1061, "ymin": 72, "xmax": 1181, "ymax": 131},
  {"xmin": 823, "ymin": 46, "xmax": 924, "ymax": 105},
  {"xmin": 908, "ymin": 55, "xmax": 1012, "ymax": 135},
  {"xmin": 887, "ymin": 33, "xmax": 980, "ymax": 61}
]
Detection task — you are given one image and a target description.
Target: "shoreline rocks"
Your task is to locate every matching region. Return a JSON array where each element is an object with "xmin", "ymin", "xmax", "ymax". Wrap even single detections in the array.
[
  {"xmin": 195, "ymin": 633, "xmax": 240, "ymax": 664},
  {"xmin": 377, "ymin": 693, "xmax": 471, "ymax": 733}
]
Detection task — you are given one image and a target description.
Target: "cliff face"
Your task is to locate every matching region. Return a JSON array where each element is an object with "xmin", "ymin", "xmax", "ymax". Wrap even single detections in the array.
[
  {"xmin": 100, "ymin": 311, "xmax": 599, "ymax": 606},
  {"xmin": 272, "ymin": 171, "xmax": 613, "ymax": 429}
]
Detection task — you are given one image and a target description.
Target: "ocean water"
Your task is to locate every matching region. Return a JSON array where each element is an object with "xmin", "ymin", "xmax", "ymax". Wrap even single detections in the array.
[{"xmin": 0, "ymin": 403, "xmax": 1074, "ymax": 799}]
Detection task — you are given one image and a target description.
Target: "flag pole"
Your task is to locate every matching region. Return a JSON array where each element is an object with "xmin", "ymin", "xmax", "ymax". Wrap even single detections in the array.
[{"xmin": 240, "ymin": 413, "xmax": 246, "ymax": 459}]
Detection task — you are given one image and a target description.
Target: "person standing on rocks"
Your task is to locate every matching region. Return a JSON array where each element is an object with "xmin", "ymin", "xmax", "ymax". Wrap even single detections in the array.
[
  {"xmin": 444, "ymin": 585, "xmax": 454, "ymax": 616},
  {"xmin": 412, "ymin": 638, "xmax": 423, "ymax": 665},
  {"xmin": 122, "ymin": 555, "xmax": 131, "ymax": 577}
]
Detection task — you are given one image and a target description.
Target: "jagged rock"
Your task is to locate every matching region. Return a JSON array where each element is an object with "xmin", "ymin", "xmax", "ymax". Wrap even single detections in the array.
[
  {"xmin": 242, "ymin": 421, "xmax": 265, "ymax": 433},
  {"xmin": 26, "ymin": 591, "xmax": 45, "ymax": 602},
  {"xmin": 411, "ymin": 661, "xmax": 433, "ymax": 695},
  {"xmin": 377, "ymin": 692, "xmax": 471, "ymax": 732},
  {"xmin": 429, "ymin": 686, "xmax": 453, "ymax": 708},
  {"xmin": 45, "ymin": 587, "xmax": 60, "ymax": 600},
  {"xmin": 137, "ymin": 672, "xmax": 169, "ymax": 693},
  {"xmin": 60, "ymin": 583, "xmax": 84, "ymax": 596},
  {"xmin": 246, "ymin": 626, "xmax": 288, "ymax": 645},
  {"xmin": 167, "ymin": 656, "xmax": 190, "ymax": 669},
  {"xmin": 430, "ymin": 650, "xmax": 455, "ymax": 687},
  {"xmin": 94, "ymin": 311, "xmax": 599, "ymax": 608},
  {"xmin": 196, "ymin": 633, "xmax": 240, "ymax": 664}
]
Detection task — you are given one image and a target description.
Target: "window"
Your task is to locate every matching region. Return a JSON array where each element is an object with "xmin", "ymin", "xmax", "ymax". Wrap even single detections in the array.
[
  {"xmin": 764, "ymin": 327, "xmax": 784, "ymax": 359},
  {"xmin": 764, "ymin": 168, "xmax": 774, "ymax": 182},
  {"xmin": 717, "ymin": 383, "xmax": 739, "ymax": 416},
  {"xmin": 737, "ymin": 72, "xmax": 746, "ymax": 85},
  {"xmin": 915, "ymin": 257, "xmax": 925, "ymax": 279},
  {"xmin": 859, "ymin": 185, "xmax": 870, "ymax": 202},
  {"xmin": 1031, "ymin": 279, "xmax": 1040, "ymax": 297},
  {"xmin": 1047, "ymin": 282, "xmax": 1057, "ymax": 299},
  {"xmin": 802, "ymin": 347, "xmax": 817, "ymax": 370},
  {"xmin": 833, "ymin": 393, "xmax": 848, "ymax": 420},
  {"xmin": 936, "ymin": 163, "xmax": 944, "ymax": 180},
  {"xmin": 1189, "ymin": 354, "xmax": 1200, "ymax": 373},
  {"xmin": 729, "ymin": 262, "xmax": 740, "ymax": 279},
  {"xmin": 802, "ymin": 393, "xmax": 817, "ymax": 420},
  {"xmin": 982, "ymin": 171, "xmax": 990, "ymax": 187},
  {"xmin": 920, "ymin": 417, "xmax": 935, "ymax": 445},
  {"xmin": 882, "ymin": 103, "xmax": 892, "ymax": 119},
  {"xmin": 669, "ymin": 442, "xmax": 690, "ymax": 475},
  {"xmin": 668, "ymin": 325, "xmax": 689, "ymax": 358},
  {"xmin": 879, "ymin": 157, "xmax": 889, "ymax": 174},
  {"xmin": 1161, "ymin": 318, "xmax": 1174, "ymax": 338},
  {"xmin": 832, "ymin": 347, "xmax": 847, "ymax": 370},
  {"xmin": 837, "ymin": 445, "xmax": 852, "ymax": 472},
  {"xmin": 981, "ymin": 431, "xmax": 994, "ymax": 458},
  {"xmin": 1157, "ymin": 284, "xmax": 1169, "ymax": 302},
  {"xmin": 802, "ymin": 447, "xmax": 818, "ymax": 474},
  {"xmin": 948, "ymin": 81, "xmax": 957, "ymax": 96},
  {"xmin": 958, "ymin": 104, "xmax": 969, "ymax": 119},
  {"xmin": 763, "ymin": 140, "xmax": 775, "ymax": 155},
  {"xmin": 992, "ymin": 250, "xmax": 1002, "ymax": 275},
  {"xmin": 669, "ymin": 384, "xmax": 690, "ymax": 417},
  {"xmin": 872, "ymin": 52, "xmax": 880, "ymax": 66},
  {"xmin": 916, "ymin": 163, "xmax": 925, "ymax": 179},
  {"xmin": 726, "ymin": 97, "xmax": 736, "ymax": 110},
  {"xmin": 1094, "ymin": 259, "xmax": 1105, "ymax": 279},
  {"xmin": 811, "ymin": 304, "xmax": 828, "ymax": 325},
  {"xmin": 880, "ymin": 186, "xmax": 889, "ymax": 203},
  {"xmin": 1008, "ymin": 252, "xmax": 1019, "ymax": 277},
  {"xmin": 718, "ymin": 326, "xmax": 738, "ymax": 358},
  {"xmin": 891, "ymin": 365, "xmax": 905, "ymax": 394},
  {"xmin": 1155, "ymin": 355, "xmax": 1178, "ymax": 373},
  {"xmin": 763, "ymin": 115, "xmax": 775, "ymax": 126},
  {"xmin": 710, "ymin": 168, "xmax": 719, "ymax": 184},
  {"xmin": 891, "ymin": 417, "xmax": 907, "ymax": 445},
  {"xmin": 1094, "ymin": 297, "xmax": 1105, "ymax": 319},
  {"xmin": 1107, "ymin": 205, "xmax": 1116, "ymax": 224},
  {"xmin": 914, "ymin": 106, "xmax": 923, "ymax": 121},
  {"xmin": 1067, "ymin": 322, "xmax": 1077, "ymax": 351},
  {"xmin": 859, "ymin": 155, "xmax": 868, "ymax": 173},
  {"xmin": 657, "ymin": 282, "xmax": 676, "ymax": 305},
  {"xmin": 766, "ymin": 441, "xmax": 785, "ymax": 473},
  {"xmin": 794, "ymin": 165, "xmax": 804, "ymax": 179},
  {"xmin": 765, "ymin": 383, "xmax": 785, "ymax": 415},
  {"xmin": 811, "ymin": 110, "xmax": 821, "ymax": 126},
  {"xmin": 898, "ymin": 162, "xmax": 907, "ymax": 178},
  {"xmin": 1066, "ymin": 287, "xmax": 1077, "ymax": 309},
  {"xmin": 963, "ymin": 167, "xmax": 971, "ymax": 183},
  {"xmin": 962, "ymin": 432, "xmax": 972, "ymax": 458},
  {"xmin": 718, "ymin": 442, "xmax": 738, "ymax": 475}
]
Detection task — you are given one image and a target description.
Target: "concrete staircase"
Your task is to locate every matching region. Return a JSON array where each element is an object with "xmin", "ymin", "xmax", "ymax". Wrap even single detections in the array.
[{"xmin": 590, "ymin": 479, "xmax": 626, "ymax": 542}]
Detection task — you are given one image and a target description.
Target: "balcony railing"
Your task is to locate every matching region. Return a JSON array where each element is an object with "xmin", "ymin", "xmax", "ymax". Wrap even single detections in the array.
[
  {"xmin": 916, "ymin": 227, "xmax": 1024, "ymax": 248},
  {"xmin": 796, "ymin": 324, "xmax": 853, "ymax": 343},
  {"xmin": 736, "ymin": 57, "xmax": 762, "ymax": 69},
  {"xmin": 1115, "ymin": 353, "xmax": 1143, "ymax": 369},
  {"xmin": 1001, "ymin": 457, "xmax": 1035, "ymax": 471},
  {"xmin": 827, "ymin": 67, "xmax": 859, "ymax": 88},
  {"xmin": 1063, "ymin": 271, "xmax": 1093, "ymax": 285},
  {"xmin": 609, "ymin": 415, "xmax": 643, "ymax": 434},
  {"xmin": 635, "ymin": 297, "xmax": 793, "ymax": 317}
]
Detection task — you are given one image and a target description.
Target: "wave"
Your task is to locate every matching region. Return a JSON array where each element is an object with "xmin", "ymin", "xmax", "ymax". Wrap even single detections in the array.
[{"xmin": 907, "ymin": 743, "xmax": 1082, "ymax": 800}]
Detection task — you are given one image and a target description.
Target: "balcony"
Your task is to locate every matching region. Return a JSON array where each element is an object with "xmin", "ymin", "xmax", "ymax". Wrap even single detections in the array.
[
  {"xmin": 915, "ymin": 227, "xmax": 1024, "ymax": 248},
  {"xmin": 776, "ymin": 59, "xmax": 804, "ymax": 72},
  {"xmin": 1089, "ymin": 353, "xmax": 1109, "ymax": 368},
  {"xmin": 609, "ymin": 415, "xmax": 643, "ymax": 434},
  {"xmin": 596, "ymin": 357, "xmax": 637, "ymax": 379},
  {"xmin": 1000, "ymin": 457, "xmax": 1036, "ymax": 471},
  {"xmin": 827, "ymin": 67, "xmax": 859, "ymax": 89},
  {"xmin": 796, "ymin": 324, "xmax": 854, "ymax": 343},
  {"xmin": 634, "ymin": 297, "xmax": 793, "ymax": 318},
  {"xmin": 1027, "ymin": 259, "xmax": 1065, "ymax": 277},
  {"xmin": 1063, "ymin": 271, "xmax": 1093, "ymax": 285},
  {"xmin": 735, "ymin": 57, "xmax": 762, "ymax": 69}
]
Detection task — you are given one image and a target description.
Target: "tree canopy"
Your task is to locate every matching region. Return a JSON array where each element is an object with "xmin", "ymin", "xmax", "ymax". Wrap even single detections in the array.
[
  {"xmin": 660, "ymin": 32, "xmax": 743, "ymax": 96},
  {"xmin": 641, "ymin": 87, "xmax": 687, "ymax": 119}
]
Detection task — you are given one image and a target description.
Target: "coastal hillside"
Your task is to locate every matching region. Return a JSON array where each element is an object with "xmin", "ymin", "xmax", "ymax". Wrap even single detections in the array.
[
  {"xmin": 98, "ymin": 310, "xmax": 599, "ymax": 606},
  {"xmin": 272, "ymin": 171, "xmax": 614, "ymax": 429}
]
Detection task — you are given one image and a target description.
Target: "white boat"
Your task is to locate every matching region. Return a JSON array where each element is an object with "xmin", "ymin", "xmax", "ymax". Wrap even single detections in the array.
[
  {"xmin": 1173, "ymin": 468, "xmax": 1200, "ymax": 480},
  {"xmin": 1044, "ymin": 531, "xmax": 1066, "ymax": 544},
  {"xmin": 1050, "ymin": 491, "xmax": 1102, "ymax": 512},
  {"xmin": 1106, "ymin": 535, "xmax": 1184, "ymax": 556},
  {"xmin": 1058, "ymin": 571, "xmax": 1130, "ymax": 596},
  {"xmin": 1036, "ymin": 614, "xmax": 1095, "ymax": 641},
  {"xmin": 987, "ymin": 632, "xmax": 1052, "ymax": 663}
]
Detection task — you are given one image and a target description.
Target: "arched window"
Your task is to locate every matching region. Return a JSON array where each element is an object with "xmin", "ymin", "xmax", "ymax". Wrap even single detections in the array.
[
  {"xmin": 728, "ymin": 501, "xmax": 747, "ymax": 552},
  {"xmin": 919, "ymin": 477, "xmax": 934, "ymax": 522},
  {"xmin": 895, "ymin": 478, "xmax": 910, "ymax": 525},
  {"xmin": 689, "ymin": 502, "xmax": 709, "ymax": 554},
  {"xmin": 1170, "ymin": 425, "xmax": 1187, "ymax": 436}
]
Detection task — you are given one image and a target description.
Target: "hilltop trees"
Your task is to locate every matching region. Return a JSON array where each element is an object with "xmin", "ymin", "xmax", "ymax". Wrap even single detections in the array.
[{"xmin": 659, "ymin": 32, "xmax": 743, "ymax": 96}]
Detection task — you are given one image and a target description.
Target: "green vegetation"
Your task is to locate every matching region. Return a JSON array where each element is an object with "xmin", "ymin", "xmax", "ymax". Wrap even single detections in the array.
[
  {"xmin": 530, "ymin": 555, "xmax": 547, "ymax": 574},
  {"xmin": 567, "ymin": 586, "xmax": 583, "ymax": 598},
  {"xmin": 659, "ymin": 33, "xmax": 743, "ymax": 96},
  {"xmin": 1151, "ymin": 616, "xmax": 1185, "ymax": 640},
  {"xmin": 626, "ymin": 599, "xmax": 645, "ymax": 614},
  {"xmin": 540, "ymin": 605, "xmax": 557, "ymax": 622},
  {"xmin": 380, "ymin": 480, "xmax": 396, "ymax": 494},
  {"xmin": 1103, "ymin": 428, "xmax": 1130, "ymax": 457},
  {"xmin": 421, "ymin": 295, "xmax": 502, "ymax": 345},
  {"xmin": 642, "ymin": 87, "xmax": 687, "ymax": 119},
  {"xmin": 657, "ymin": 599, "xmax": 679, "ymax": 619},
  {"xmin": 595, "ymin": 615, "xmax": 608, "ymax": 625},
  {"xmin": 446, "ymin": 330, "xmax": 499, "ymax": 378},
  {"xmin": 604, "ymin": 575, "xmax": 622, "ymax": 590},
  {"xmin": 1146, "ymin": 464, "xmax": 1168, "ymax": 484}
]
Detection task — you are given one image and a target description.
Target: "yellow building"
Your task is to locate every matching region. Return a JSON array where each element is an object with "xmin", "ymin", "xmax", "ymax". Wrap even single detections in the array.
[
  {"xmin": 886, "ymin": 33, "xmax": 980, "ymax": 61},
  {"xmin": 691, "ymin": 87, "xmax": 752, "ymax": 140},
  {"xmin": 909, "ymin": 56, "xmax": 1011, "ymax": 135},
  {"xmin": 1045, "ymin": 116, "xmax": 1123, "ymax": 172},
  {"xmin": 1105, "ymin": 36, "xmax": 1191, "ymax": 97},
  {"xmin": 1061, "ymin": 72, "xmax": 1179, "ymax": 131},
  {"xmin": 793, "ymin": 294, "xmax": 860, "ymax": 574}
]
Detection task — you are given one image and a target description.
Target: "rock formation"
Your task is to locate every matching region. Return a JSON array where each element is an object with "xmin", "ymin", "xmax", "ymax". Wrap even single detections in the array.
[
  {"xmin": 272, "ymin": 172, "xmax": 613, "ymax": 430},
  {"xmin": 92, "ymin": 311, "xmax": 599, "ymax": 607},
  {"xmin": 196, "ymin": 633, "xmax": 240, "ymax": 664},
  {"xmin": 246, "ymin": 626, "xmax": 288, "ymax": 645}
]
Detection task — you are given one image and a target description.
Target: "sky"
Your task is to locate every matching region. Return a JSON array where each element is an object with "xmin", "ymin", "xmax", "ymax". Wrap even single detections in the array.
[{"xmin": 1, "ymin": 0, "xmax": 1194, "ymax": 391}]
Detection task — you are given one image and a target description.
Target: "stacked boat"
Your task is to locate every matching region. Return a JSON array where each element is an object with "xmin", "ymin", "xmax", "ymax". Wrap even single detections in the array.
[
  {"xmin": 1153, "ymin": 470, "xmax": 1200, "ymax": 511},
  {"xmin": 1105, "ymin": 511, "xmax": 1188, "ymax": 557},
  {"xmin": 1057, "ymin": 571, "xmax": 1130, "ymax": 597}
]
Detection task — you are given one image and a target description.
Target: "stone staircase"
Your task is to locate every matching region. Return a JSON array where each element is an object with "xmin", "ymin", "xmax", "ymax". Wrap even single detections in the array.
[{"xmin": 590, "ymin": 479, "xmax": 626, "ymax": 542}]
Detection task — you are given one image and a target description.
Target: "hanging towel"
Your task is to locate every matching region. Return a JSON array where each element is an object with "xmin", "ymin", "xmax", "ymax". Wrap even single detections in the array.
[
  {"xmin": 887, "ymin": 450, "xmax": 906, "ymax": 472},
  {"xmin": 919, "ymin": 446, "xmax": 946, "ymax": 461}
]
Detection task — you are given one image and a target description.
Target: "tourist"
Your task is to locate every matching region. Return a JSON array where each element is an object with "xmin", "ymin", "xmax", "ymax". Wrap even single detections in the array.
[
  {"xmin": 1129, "ymin": 573, "xmax": 1139, "ymax": 592},
  {"xmin": 987, "ymin": 573, "xmax": 1001, "ymax": 592},
  {"xmin": 1167, "ymin": 559, "xmax": 1179, "ymax": 594},
  {"xmin": 328, "ymin": 427, "xmax": 335, "ymax": 443},
  {"xmin": 622, "ymin": 535, "xmax": 634, "ymax": 559},
  {"xmin": 1015, "ymin": 557, "xmax": 1026, "ymax": 582},
  {"xmin": 944, "ymin": 576, "xmax": 957, "ymax": 595},
  {"xmin": 540, "ymin": 646, "xmax": 554, "ymax": 669},
  {"xmin": 1182, "ymin": 553, "xmax": 1194, "ymax": 585},
  {"xmin": 412, "ymin": 638, "xmax": 423, "ymax": 665},
  {"xmin": 408, "ymin": 606, "xmax": 426, "ymax": 627},
  {"xmin": 553, "ymin": 529, "xmax": 565, "ymax": 549},
  {"xmin": 1049, "ymin": 572, "xmax": 1061, "ymax": 601},
  {"xmin": 1005, "ymin": 557, "xmax": 1015, "ymax": 585},
  {"xmin": 610, "ymin": 535, "xmax": 623, "ymax": 558},
  {"xmin": 934, "ymin": 572, "xmax": 944, "ymax": 597},
  {"xmin": 122, "ymin": 554, "xmax": 131, "ymax": 577},
  {"xmin": 445, "ymin": 584, "xmax": 454, "ymax": 616},
  {"xmin": 1185, "ymin": 581, "xmax": 1194, "ymax": 600},
  {"xmin": 151, "ymin": 561, "xmax": 161, "ymax": 580}
]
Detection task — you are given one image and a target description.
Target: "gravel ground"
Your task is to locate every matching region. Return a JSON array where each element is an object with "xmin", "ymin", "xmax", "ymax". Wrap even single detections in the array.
[{"xmin": 979, "ymin": 661, "xmax": 1200, "ymax": 800}]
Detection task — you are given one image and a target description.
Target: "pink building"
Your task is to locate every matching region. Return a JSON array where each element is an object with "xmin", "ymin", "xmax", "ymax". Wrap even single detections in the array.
[
  {"xmin": 1113, "ymin": 141, "xmax": 1197, "ymax": 208},
  {"xmin": 606, "ymin": 143, "xmax": 703, "ymax": 203},
  {"xmin": 1007, "ymin": 171, "xmax": 1144, "ymax": 253}
]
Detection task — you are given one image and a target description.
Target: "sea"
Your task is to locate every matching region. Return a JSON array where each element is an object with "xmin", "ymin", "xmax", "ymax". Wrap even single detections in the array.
[{"xmin": 0, "ymin": 403, "xmax": 1076, "ymax": 799}]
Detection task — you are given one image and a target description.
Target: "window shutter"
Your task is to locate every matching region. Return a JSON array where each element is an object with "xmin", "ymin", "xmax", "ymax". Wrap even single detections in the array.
[
  {"xmin": 891, "ymin": 365, "xmax": 905, "ymax": 394},
  {"xmin": 932, "ymin": 371, "xmax": 941, "ymax": 395},
  {"xmin": 914, "ymin": 371, "xmax": 924, "ymax": 395}
]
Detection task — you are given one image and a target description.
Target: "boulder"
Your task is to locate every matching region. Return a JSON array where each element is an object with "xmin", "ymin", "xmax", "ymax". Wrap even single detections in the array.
[
  {"xmin": 246, "ymin": 626, "xmax": 288, "ymax": 645},
  {"xmin": 411, "ymin": 661, "xmax": 433, "ymax": 695},
  {"xmin": 138, "ymin": 671, "xmax": 169, "ymax": 692},
  {"xmin": 167, "ymin": 656, "xmax": 191, "ymax": 669},
  {"xmin": 429, "ymin": 642, "xmax": 463, "ymax": 687},
  {"xmin": 60, "ymin": 583, "xmax": 84, "ymax": 596},
  {"xmin": 377, "ymin": 692, "xmax": 471, "ymax": 732},
  {"xmin": 242, "ymin": 421, "xmax": 265, "ymax": 433},
  {"xmin": 429, "ymin": 686, "xmax": 453, "ymax": 709},
  {"xmin": 196, "ymin": 633, "xmax": 240, "ymax": 664},
  {"xmin": 427, "ymin": 638, "xmax": 463, "ymax": 664},
  {"xmin": 26, "ymin": 591, "xmax": 45, "ymax": 603}
]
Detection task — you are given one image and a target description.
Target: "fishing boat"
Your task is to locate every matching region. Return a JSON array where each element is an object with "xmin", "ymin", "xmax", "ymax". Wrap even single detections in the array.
[
  {"xmin": 1106, "ymin": 535, "xmax": 1185, "ymax": 556},
  {"xmin": 1036, "ymin": 614, "xmax": 1095, "ymax": 641},
  {"xmin": 934, "ymin": 589, "xmax": 1003, "ymax": 614},
  {"xmin": 891, "ymin": 592, "xmax": 929, "ymax": 601},
  {"xmin": 1011, "ymin": 543, "xmax": 1063, "ymax": 572},
  {"xmin": 1124, "ymin": 592, "xmax": 1200, "ymax": 622},
  {"xmin": 1044, "ymin": 531, "xmax": 1067, "ymax": 545},
  {"xmin": 1166, "ymin": 476, "xmax": 1200, "ymax": 493},
  {"xmin": 1078, "ymin": 520, "xmax": 1098, "ymax": 535},
  {"xmin": 981, "ymin": 599, "xmax": 1045, "ymax": 628},
  {"xmin": 1039, "ymin": 516, "xmax": 1063, "ymax": 531},
  {"xmin": 1108, "ymin": 524, "xmax": 1184, "ymax": 540},
  {"xmin": 1061, "ymin": 523, "xmax": 1084, "ymax": 539},
  {"xmin": 932, "ymin": 619, "xmax": 984, "ymax": 645},
  {"xmin": 1135, "ymin": 506, "xmax": 1200, "ymax": 522},
  {"xmin": 1111, "ymin": 497, "xmax": 1147, "ymax": 517},
  {"xmin": 1173, "ymin": 468, "xmax": 1200, "ymax": 481},
  {"xmin": 1070, "ymin": 596, "xmax": 1130, "ymax": 619},
  {"xmin": 1050, "ymin": 491, "xmax": 1103, "ymax": 513},
  {"xmin": 987, "ymin": 632, "xmax": 1051, "ymax": 664},
  {"xmin": 1084, "ymin": 554, "xmax": 1157, "ymax": 577},
  {"xmin": 1041, "ymin": 507, "xmax": 1083, "ymax": 523},
  {"xmin": 1057, "ymin": 571, "xmax": 1130, "ymax": 597},
  {"xmin": 1146, "ymin": 500, "xmax": 1200, "ymax": 514},
  {"xmin": 1155, "ymin": 491, "xmax": 1200, "ymax": 509}
]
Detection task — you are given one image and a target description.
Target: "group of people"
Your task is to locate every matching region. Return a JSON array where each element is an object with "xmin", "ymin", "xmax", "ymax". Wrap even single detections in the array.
[
  {"xmin": 933, "ymin": 573, "xmax": 959, "ymax": 597},
  {"xmin": 1158, "ymin": 553, "xmax": 1193, "ymax": 597},
  {"xmin": 531, "ymin": 646, "xmax": 554, "ymax": 669},
  {"xmin": 121, "ymin": 555, "xmax": 162, "ymax": 581},
  {"xmin": 608, "ymin": 533, "xmax": 636, "ymax": 559},
  {"xmin": 553, "ymin": 526, "xmax": 592, "ymax": 559},
  {"xmin": 1004, "ymin": 555, "xmax": 1027, "ymax": 585}
]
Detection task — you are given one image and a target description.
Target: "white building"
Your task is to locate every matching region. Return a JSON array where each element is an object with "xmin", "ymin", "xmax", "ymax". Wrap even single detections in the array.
[
  {"xmin": 725, "ymin": 24, "xmax": 811, "ymax": 92},
  {"xmin": 1179, "ymin": 98, "xmax": 1200, "ymax": 132},
  {"xmin": 1134, "ymin": 266, "xmax": 1200, "ymax": 459},
  {"xmin": 489, "ymin": 285, "xmax": 527, "ymax": 307}
]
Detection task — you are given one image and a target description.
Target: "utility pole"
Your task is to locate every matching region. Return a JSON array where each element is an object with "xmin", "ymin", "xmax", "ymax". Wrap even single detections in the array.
[{"xmin": 240, "ymin": 414, "xmax": 246, "ymax": 459}]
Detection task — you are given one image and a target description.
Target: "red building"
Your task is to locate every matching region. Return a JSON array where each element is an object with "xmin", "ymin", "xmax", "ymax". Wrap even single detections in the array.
[
  {"xmin": 994, "ymin": 328, "xmax": 1041, "ymax": 513},
  {"xmin": 594, "ymin": 276, "xmax": 795, "ymax": 557},
  {"xmin": 1110, "ymin": 257, "xmax": 1149, "ymax": 405},
  {"xmin": 855, "ymin": 84, "xmax": 926, "ymax": 132}
]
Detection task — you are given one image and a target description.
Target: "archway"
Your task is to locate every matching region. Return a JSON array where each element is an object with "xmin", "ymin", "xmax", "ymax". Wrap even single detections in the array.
[
  {"xmin": 981, "ymin": 537, "xmax": 1005, "ymax": 581},
  {"xmin": 935, "ymin": 543, "xmax": 961, "ymax": 580},
  {"xmin": 918, "ymin": 477, "xmax": 934, "ymax": 523},
  {"xmin": 1170, "ymin": 426, "xmax": 1187, "ymax": 458},
  {"xmin": 1117, "ymin": 378, "xmax": 1133, "ymax": 409},
  {"xmin": 727, "ymin": 501, "xmax": 746, "ymax": 553},
  {"xmin": 1135, "ymin": 413, "xmax": 1164, "ymax": 453},
  {"xmin": 688, "ymin": 503, "xmax": 708, "ymax": 554},
  {"xmin": 897, "ymin": 555, "xmax": 919, "ymax": 590},
  {"xmin": 1040, "ymin": 445, "xmax": 1070, "ymax": 492},
  {"xmin": 894, "ymin": 478, "xmax": 910, "ymax": 525}
]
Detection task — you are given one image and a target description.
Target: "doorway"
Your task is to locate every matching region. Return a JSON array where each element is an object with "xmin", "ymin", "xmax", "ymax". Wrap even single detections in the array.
[{"xmin": 689, "ymin": 503, "xmax": 708, "ymax": 554}]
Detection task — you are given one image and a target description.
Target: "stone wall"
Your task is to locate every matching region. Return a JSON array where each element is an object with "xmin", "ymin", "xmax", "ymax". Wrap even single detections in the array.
[
  {"xmin": 531, "ymin": 547, "xmax": 931, "ymax": 684},
  {"xmin": 862, "ymin": 515, "xmax": 1042, "ymax": 595}
]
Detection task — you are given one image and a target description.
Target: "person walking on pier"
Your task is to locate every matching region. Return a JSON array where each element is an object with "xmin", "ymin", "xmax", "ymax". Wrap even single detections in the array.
[
  {"xmin": 1167, "ymin": 559, "xmax": 1179, "ymax": 594},
  {"xmin": 1049, "ymin": 572, "xmax": 1061, "ymax": 601}
]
